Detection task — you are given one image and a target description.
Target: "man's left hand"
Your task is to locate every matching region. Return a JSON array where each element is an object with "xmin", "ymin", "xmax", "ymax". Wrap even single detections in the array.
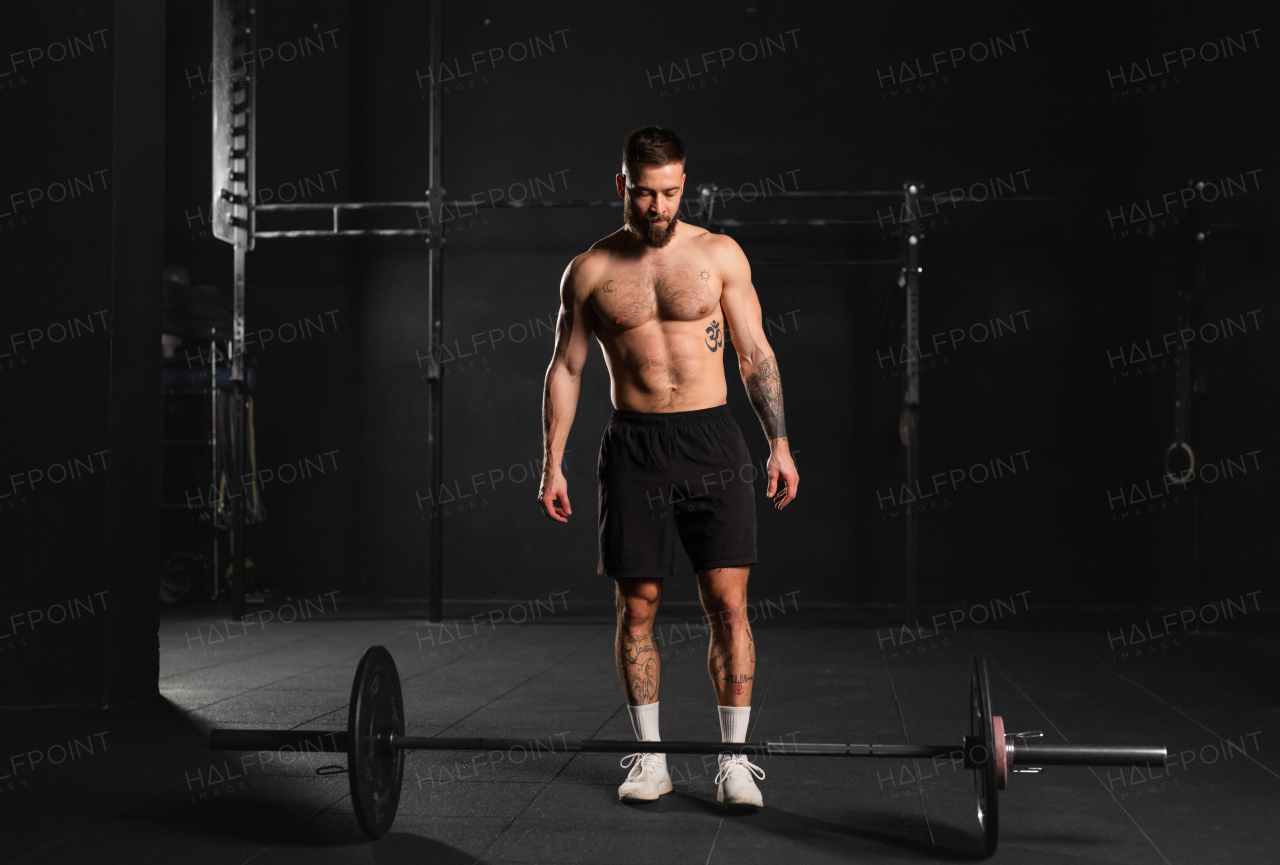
[{"xmin": 766, "ymin": 441, "xmax": 798, "ymax": 510}]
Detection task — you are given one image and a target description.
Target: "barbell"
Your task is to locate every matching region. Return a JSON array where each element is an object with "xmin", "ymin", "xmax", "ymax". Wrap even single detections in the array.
[{"xmin": 208, "ymin": 646, "xmax": 1166, "ymax": 855}]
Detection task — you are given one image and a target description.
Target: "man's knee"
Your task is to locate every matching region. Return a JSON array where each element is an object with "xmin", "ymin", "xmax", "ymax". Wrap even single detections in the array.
[
  {"xmin": 697, "ymin": 568, "xmax": 749, "ymax": 628},
  {"xmin": 703, "ymin": 596, "xmax": 750, "ymax": 633},
  {"xmin": 615, "ymin": 580, "xmax": 660, "ymax": 634}
]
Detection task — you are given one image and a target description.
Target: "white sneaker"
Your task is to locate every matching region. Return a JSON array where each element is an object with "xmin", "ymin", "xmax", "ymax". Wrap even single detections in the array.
[
  {"xmin": 618, "ymin": 751, "xmax": 672, "ymax": 801},
  {"xmin": 716, "ymin": 753, "xmax": 765, "ymax": 809}
]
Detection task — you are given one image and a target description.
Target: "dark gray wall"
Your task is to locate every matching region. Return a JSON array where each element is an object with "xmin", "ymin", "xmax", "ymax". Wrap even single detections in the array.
[
  {"xmin": 3, "ymin": 0, "xmax": 165, "ymax": 706},
  {"xmin": 81, "ymin": 1, "xmax": 1280, "ymax": 622},
  {"xmin": 7, "ymin": 1, "xmax": 1273, "ymax": 708}
]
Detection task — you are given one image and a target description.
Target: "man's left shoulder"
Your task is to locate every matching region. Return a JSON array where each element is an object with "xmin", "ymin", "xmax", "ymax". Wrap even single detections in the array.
[
  {"xmin": 692, "ymin": 228, "xmax": 745, "ymax": 261},
  {"xmin": 694, "ymin": 231, "xmax": 749, "ymax": 281}
]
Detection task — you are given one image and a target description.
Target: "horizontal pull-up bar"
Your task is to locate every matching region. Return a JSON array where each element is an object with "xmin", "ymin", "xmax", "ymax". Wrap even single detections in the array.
[
  {"xmin": 760, "ymin": 190, "xmax": 901, "ymax": 198},
  {"xmin": 720, "ymin": 218, "xmax": 882, "ymax": 227},
  {"xmin": 255, "ymin": 229, "xmax": 433, "ymax": 238},
  {"xmin": 252, "ymin": 198, "xmax": 626, "ymax": 237},
  {"xmin": 254, "ymin": 201, "xmax": 437, "ymax": 237},
  {"xmin": 249, "ymin": 188, "xmax": 920, "ymax": 238},
  {"xmin": 253, "ymin": 199, "xmax": 626, "ymax": 211},
  {"xmin": 444, "ymin": 198, "xmax": 623, "ymax": 209},
  {"xmin": 946, "ymin": 195, "xmax": 1091, "ymax": 203},
  {"xmin": 252, "ymin": 193, "xmax": 915, "ymax": 213},
  {"xmin": 753, "ymin": 259, "xmax": 902, "ymax": 266},
  {"xmin": 255, "ymin": 202, "xmax": 432, "ymax": 211}
]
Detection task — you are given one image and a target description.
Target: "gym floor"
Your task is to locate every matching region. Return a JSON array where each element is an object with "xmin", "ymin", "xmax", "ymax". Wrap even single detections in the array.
[{"xmin": 2, "ymin": 611, "xmax": 1276, "ymax": 864}]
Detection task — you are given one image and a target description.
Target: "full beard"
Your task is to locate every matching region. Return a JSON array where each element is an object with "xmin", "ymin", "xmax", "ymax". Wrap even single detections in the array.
[{"xmin": 623, "ymin": 195, "xmax": 678, "ymax": 248}]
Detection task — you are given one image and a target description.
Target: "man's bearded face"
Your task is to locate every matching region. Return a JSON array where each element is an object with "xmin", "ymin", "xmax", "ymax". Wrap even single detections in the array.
[{"xmin": 621, "ymin": 161, "xmax": 685, "ymax": 248}]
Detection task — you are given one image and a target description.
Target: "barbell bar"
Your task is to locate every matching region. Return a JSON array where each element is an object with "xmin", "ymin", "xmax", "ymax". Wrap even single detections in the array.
[{"xmin": 208, "ymin": 646, "xmax": 1166, "ymax": 856}]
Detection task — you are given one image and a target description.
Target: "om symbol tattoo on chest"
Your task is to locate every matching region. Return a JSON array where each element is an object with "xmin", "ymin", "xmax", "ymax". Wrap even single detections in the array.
[{"xmin": 705, "ymin": 319, "xmax": 723, "ymax": 352}]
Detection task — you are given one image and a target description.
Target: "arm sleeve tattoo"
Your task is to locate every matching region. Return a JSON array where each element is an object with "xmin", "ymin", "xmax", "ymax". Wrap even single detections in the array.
[{"xmin": 746, "ymin": 355, "xmax": 786, "ymax": 440}]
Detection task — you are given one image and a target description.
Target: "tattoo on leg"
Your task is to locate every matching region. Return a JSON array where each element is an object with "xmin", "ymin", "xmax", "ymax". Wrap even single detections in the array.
[
  {"xmin": 747, "ymin": 627, "xmax": 756, "ymax": 664},
  {"xmin": 631, "ymin": 659, "xmax": 657, "ymax": 703},
  {"xmin": 709, "ymin": 640, "xmax": 733, "ymax": 677},
  {"xmin": 621, "ymin": 633, "xmax": 659, "ymax": 704},
  {"xmin": 726, "ymin": 673, "xmax": 753, "ymax": 695},
  {"xmin": 746, "ymin": 355, "xmax": 786, "ymax": 440},
  {"xmin": 623, "ymin": 633, "xmax": 654, "ymax": 667}
]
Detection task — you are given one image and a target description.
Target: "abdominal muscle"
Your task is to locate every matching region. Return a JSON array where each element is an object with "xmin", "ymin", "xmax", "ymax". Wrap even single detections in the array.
[{"xmin": 599, "ymin": 320, "xmax": 728, "ymax": 413}]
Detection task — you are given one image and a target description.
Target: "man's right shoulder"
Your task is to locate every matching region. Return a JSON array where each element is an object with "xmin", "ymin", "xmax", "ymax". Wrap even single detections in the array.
[
  {"xmin": 562, "ymin": 250, "xmax": 601, "ymax": 293},
  {"xmin": 564, "ymin": 233, "xmax": 623, "ymax": 292}
]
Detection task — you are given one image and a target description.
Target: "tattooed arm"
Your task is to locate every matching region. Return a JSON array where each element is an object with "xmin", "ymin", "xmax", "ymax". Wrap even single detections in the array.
[
  {"xmin": 714, "ymin": 235, "xmax": 799, "ymax": 509},
  {"xmin": 746, "ymin": 356, "xmax": 786, "ymax": 440}
]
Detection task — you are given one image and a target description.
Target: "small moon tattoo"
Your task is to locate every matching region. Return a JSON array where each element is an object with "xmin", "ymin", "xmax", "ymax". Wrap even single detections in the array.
[{"xmin": 603, "ymin": 279, "xmax": 614, "ymax": 292}]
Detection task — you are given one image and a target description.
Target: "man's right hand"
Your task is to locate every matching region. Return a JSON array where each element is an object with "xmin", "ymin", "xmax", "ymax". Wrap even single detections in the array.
[{"xmin": 538, "ymin": 471, "xmax": 572, "ymax": 522}]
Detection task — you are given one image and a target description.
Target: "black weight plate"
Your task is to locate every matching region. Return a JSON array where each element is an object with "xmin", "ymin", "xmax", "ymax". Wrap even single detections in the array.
[
  {"xmin": 970, "ymin": 654, "xmax": 999, "ymax": 856},
  {"xmin": 348, "ymin": 645, "xmax": 405, "ymax": 839}
]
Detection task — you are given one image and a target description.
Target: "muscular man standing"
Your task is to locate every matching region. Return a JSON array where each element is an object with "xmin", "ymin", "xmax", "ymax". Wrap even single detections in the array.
[{"xmin": 538, "ymin": 127, "xmax": 798, "ymax": 809}]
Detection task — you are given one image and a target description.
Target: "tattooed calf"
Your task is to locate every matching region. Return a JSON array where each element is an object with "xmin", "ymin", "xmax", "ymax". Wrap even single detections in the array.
[
  {"xmin": 631, "ymin": 659, "xmax": 658, "ymax": 702},
  {"xmin": 622, "ymin": 633, "xmax": 659, "ymax": 703}
]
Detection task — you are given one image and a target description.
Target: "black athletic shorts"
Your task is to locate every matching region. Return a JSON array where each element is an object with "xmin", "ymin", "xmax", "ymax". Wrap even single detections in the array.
[{"xmin": 597, "ymin": 404, "xmax": 758, "ymax": 579}]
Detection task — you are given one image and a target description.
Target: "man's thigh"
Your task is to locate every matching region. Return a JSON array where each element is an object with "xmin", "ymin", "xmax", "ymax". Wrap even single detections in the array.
[
  {"xmin": 672, "ymin": 418, "xmax": 758, "ymax": 571},
  {"xmin": 597, "ymin": 423, "xmax": 678, "ymax": 580}
]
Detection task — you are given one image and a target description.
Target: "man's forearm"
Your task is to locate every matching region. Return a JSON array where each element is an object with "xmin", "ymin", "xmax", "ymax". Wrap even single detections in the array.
[
  {"xmin": 743, "ymin": 354, "xmax": 786, "ymax": 442},
  {"xmin": 542, "ymin": 364, "xmax": 581, "ymax": 467}
]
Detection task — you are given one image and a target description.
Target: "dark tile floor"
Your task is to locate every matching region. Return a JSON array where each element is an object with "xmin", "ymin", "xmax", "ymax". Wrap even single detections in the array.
[{"xmin": 2, "ymin": 611, "xmax": 1276, "ymax": 863}]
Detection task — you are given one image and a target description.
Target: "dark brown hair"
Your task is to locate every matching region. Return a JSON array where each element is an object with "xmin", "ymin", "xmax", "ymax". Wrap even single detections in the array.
[{"xmin": 621, "ymin": 127, "xmax": 686, "ymax": 176}]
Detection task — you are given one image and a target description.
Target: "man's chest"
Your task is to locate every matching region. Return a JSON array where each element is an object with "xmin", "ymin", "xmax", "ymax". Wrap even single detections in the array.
[{"xmin": 594, "ymin": 259, "xmax": 721, "ymax": 329}]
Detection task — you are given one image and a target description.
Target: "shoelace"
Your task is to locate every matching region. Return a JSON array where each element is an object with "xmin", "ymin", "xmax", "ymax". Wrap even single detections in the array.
[
  {"xmin": 620, "ymin": 751, "xmax": 666, "ymax": 781},
  {"xmin": 714, "ymin": 753, "xmax": 766, "ymax": 785}
]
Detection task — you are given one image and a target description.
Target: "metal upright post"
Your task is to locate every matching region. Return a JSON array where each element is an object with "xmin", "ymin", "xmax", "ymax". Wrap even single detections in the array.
[
  {"xmin": 1190, "ymin": 198, "xmax": 1205, "ymax": 608},
  {"xmin": 212, "ymin": 0, "xmax": 256, "ymax": 617},
  {"xmin": 209, "ymin": 335, "xmax": 218, "ymax": 600},
  {"xmin": 902, "ymin": 182, "xmax": 922, "ymax": 624},
  {"xmin": 1168, "ymin": 181, "xmax": 1207, "ymax": 607},
  {"xmin": 231, "ymin": 247, "xmax": 247, "ymax": 618},
  {"xmin": 425, "ymin": 0, "xmax": 445, "ymax": 622}
]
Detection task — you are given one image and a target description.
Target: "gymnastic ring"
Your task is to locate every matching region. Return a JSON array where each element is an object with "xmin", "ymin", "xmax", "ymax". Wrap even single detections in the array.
[
  {"xmin": 898, "ymin": 408, "xmax": 911, "ymax": 447},
  {"xmin": 1163, "ymin": 441, "xmax": 1195, "ymax": 485}
]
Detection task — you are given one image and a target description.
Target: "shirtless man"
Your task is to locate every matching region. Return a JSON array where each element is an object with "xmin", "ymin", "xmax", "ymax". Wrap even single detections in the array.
[{"xmin": 537, "ymin": 127, "xmax": 798, "ymax": 809}]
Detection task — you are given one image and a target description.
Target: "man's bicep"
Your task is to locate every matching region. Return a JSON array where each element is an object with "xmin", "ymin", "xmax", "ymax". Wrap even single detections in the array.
[{"xmin": 717, "ymin": 241, "xmax": 766, "ymax": 355}]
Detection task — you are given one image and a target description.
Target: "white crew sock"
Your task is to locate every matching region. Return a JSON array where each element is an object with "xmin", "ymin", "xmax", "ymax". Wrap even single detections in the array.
[
  {"xmin": 628, "ymin": 702, "xmax": 661, "ymax": 742},
  {"xmin": 718, "ymin": 705, "xmax": 751, "ymax": 743}
]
